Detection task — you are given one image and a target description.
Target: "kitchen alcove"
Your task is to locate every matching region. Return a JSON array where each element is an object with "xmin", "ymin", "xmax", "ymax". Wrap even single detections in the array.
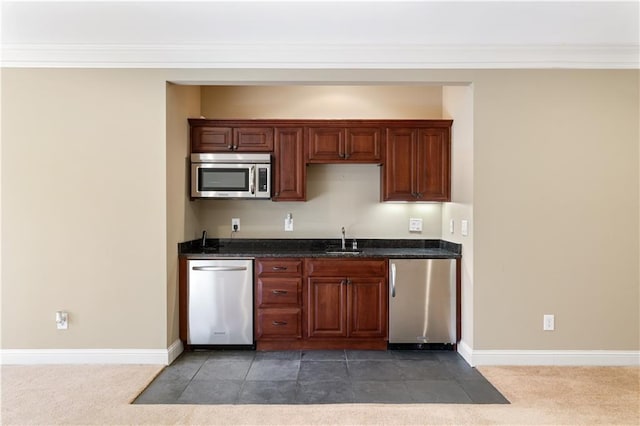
[{"xmin": 166, "ymin": 82, "xmax": 474, "ymax": 352}]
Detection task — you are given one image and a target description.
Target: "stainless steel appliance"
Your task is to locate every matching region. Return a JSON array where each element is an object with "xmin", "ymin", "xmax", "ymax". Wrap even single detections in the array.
[
  {"xmin": 388, "ymin": 259, "xmax": 456, "ymax": 345},
  {"xmin": 191, "ymin": 153, "xmax": 271, "ymax": 199},
  {"xmin": 186, "ymin": 259, "xmax": 254, "ymax": 345}
]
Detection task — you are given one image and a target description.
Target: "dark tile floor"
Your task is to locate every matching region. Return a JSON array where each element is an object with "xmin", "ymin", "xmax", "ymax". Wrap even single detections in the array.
[{"xmin": 133, "ymin": 350, "xmax": 509, "ymax": 405}]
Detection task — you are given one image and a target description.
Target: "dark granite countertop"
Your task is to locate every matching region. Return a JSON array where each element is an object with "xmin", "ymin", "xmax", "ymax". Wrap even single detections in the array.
[{"xmin": 179, "ymin": 238, "xmax": 461, "ymax": 259}]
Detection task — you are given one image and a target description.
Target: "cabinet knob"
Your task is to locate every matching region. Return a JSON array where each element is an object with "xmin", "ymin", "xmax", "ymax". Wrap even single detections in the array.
[{"xmin": 227, "ymin": 145, "xmax": 233, "ymax": 150}]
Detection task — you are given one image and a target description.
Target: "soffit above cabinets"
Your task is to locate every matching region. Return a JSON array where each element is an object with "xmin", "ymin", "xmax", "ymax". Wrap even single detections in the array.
[{"xmin": 1, "ymin": 1, "xmax": 638, "ymax": 69}]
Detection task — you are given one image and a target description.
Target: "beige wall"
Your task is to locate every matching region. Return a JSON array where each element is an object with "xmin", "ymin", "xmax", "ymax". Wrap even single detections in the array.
[
  {"xmin": 198, "ymin": 85, "xmax": 444, "ymax": 239},
  {"xmin": 442, "ymin": 85, "xmax": 474, "ymax": 348},
  {"xmin": 201, "ymin": 85, "xmax": 443, "ymax": 119},
  {"xmin": 1, "ymin": 69, "xmax": 168, "ymax": 349},
  {"xmin": 165, "ymin": 83, "xmax": 201, "ymax": 346},
  {"xmin": 1, "ymin": 68, "xmax": 638, "ymax": 354},
  {"xmin": 473, "ymin": 70, "xmax": 639, "ymax": 350}
]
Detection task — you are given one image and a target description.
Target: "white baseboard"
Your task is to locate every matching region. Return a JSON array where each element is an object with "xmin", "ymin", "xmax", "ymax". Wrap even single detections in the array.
[
  {"xmin": 1, "ymin": 339, "xmax": 184, "ymax": 365},
  {"xmin": 167, "ymin": 339, "xmax": 184, "ymax": 364},
  {"xmin": 457, "ymin": 340, "xmax": 474, "ymax": 365},
  {"xmin": 458, "ymin": 345, "xmax": 640, "ymax": 367}
]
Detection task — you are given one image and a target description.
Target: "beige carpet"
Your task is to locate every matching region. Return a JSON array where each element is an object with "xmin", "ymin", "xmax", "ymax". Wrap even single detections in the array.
[{"xmin": 1, "ymin": 364, "xmax": 638, "ymax": 425}]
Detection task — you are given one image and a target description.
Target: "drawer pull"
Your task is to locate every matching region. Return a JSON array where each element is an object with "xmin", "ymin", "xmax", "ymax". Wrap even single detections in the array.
[
  {"xmin": 272, "ymin": 266, "xmax": 288, "ymax": 271},
  {"xmin": 272, "ymin": 321, "xmax": 288, "ymax": 326},
  {"xmin": 272, "ymin": 290, "xmax": 288, "ymax": 295}
]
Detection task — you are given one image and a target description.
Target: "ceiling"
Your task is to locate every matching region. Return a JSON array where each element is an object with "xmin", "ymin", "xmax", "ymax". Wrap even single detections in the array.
[{"xmin": 1, "ymin": 1, "xmax": 638, "ymax": 68}]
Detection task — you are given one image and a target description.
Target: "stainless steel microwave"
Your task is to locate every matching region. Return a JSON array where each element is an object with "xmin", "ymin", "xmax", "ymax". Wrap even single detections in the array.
[{"xmin": 191, "ymin": 153, "xmax": 271, "ymax": 199}]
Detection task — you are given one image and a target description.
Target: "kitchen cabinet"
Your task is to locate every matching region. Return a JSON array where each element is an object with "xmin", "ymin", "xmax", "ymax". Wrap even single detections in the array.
[
  {"xmin": 273, "ymin": 127, "xmax": 306, "ymax": 201},
  {"xmin": 382, "ymin": 123, "xmax": 452, "ymax": 202},
  {"xmin": 307, "ymin": 127, "xmax": 381, "ymax": 163},
  {"xmin": 189, "ymin": 120, "xmax": 274, "ymax": 152},
  {"xmin": 188, "ymin": 119, "xmax": 451, "ymax": 203},
  {"xmin": 255, "ymin": 258, "xmax": 303, "ymax": 344},
  {"xmin": 305, "ymin": 258, "xmax": 388, "ymax": 344}
]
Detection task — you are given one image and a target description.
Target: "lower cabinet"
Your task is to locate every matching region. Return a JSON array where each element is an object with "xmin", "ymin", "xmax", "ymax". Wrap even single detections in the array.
[
  {"xmin": 307, "ymin": 276, "xmax": 387, "ymax": 339},
  {"xmin": 306, "ymin": 259, "xmax": 388, "ymax": 342},
  {"xmin": 255, "ymin": 258, "xmax": 303, "ymax": 347},
  {"xmin": 255, "ymin": 257, "xmax": 388, "ymax": 350}
]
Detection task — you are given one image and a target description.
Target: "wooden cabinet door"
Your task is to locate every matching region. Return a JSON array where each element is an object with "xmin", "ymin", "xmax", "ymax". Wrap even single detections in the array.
[
  {"xmin": 191, "ymin": 126, "xmax": 233, "ymax": 152},
  {"xmin": 307, "ymin": 127, "xmax": 345, "ymax": 162},
  {"xmin": 308, "ymin": 127, "xmax": 381, "ymax": 163},
  {"xmin": 307, "ymin": 278, "xmax": 347, "ymax": 338},
  {"xmin": 415, "ymin": 128, "xmax": 451, "ymax": 201},
  {"xmin": 273, "ymin": 127, "xmax": 306, "ymax": 201},
  {"xmin": 382, "ymin": 127, "xmax": 451, "ymax": 202},
  {"xmin": 345, "ymin": 127, "xmax": 381, "ymax": 162},
  {"xmin": 191, "ymin": 126, "xmax": 273, "ymax": 152},
  {"xmin": 382, "ymin": 127, "xmax": 417, "ymax": 201},
  {"xmin": 348, "ymin": 277, "xmax": 388, "ymax": 338},
  {"xmin": 233, "ymin": 127, "xmax": 274, "ymax": 151}
]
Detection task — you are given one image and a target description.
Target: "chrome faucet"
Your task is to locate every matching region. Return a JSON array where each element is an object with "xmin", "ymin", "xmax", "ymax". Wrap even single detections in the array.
[
  {"xmin": 201, "ymin": 230, "xmax": 207, "ymax": 248},
  {"xmin": 341, "ymin": 227, "xmax": 346, "ymax": 250}
]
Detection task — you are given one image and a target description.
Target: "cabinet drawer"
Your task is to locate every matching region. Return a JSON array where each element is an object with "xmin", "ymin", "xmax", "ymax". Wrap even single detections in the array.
[
  {"xmin": 257, "ymin": 308, "xmax": 302, "ymax": 339},
  {"xmin": 256, "ymin": 277, "xmax": 301, "ymax": 306},
  {"xmin": 305, "ymin": 258, "xmax": 386, "ymax": 277},
  {"xmin": 256, "ymin": 258, "xmax": 303, "ymax": 276}
]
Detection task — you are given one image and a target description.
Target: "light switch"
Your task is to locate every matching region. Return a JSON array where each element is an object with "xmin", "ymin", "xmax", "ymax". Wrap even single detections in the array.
[
  {"xmin": 461, "ymin": 220, "xmax": 469, "ymax": 236},
  {"xmin": 409, "ymin": 218, "xmax": 423, "ymax": 232}
]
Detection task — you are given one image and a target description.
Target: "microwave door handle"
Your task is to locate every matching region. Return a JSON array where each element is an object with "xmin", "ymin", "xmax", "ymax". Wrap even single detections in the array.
[{"xmin": 249, "ymin": 165, "xmax": 255, "ymax": 195}]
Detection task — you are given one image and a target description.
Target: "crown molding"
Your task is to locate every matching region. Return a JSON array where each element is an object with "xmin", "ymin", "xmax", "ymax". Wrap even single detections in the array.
[{"xmin": 2, "ymin": 43, "xmax": 638, "ymax": 69}]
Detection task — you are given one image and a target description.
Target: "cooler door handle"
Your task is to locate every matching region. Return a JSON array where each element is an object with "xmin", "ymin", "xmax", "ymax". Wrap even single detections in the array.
[{"xmin": 391, "ymin": 263, "xmax": 397, "ymax": 297}]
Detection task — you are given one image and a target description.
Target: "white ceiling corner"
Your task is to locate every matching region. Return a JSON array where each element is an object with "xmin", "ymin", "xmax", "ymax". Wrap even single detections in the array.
[{"xmin": 1, "ymin": 1, "xmax": 638, "ymax": 69}]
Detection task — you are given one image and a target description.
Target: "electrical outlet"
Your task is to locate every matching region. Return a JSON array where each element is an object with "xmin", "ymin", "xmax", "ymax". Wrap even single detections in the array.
[
  {"xmin": 449, "ymin": 219, "xmax": 455, "ymax": 234},
  {"xmin": 231, "ymin": 218, "xmax": 240, "ymax": 232},
  {"xmin": 543, "ymin": 314, "xmax": 555, "ymax": 331},
  {"xmin": 409, "ymin": 218, "xmax": 423, "ymax": 232},
  {"xmin": 56, "ymin": 311, "xmax": 68, "ymax": 330}
]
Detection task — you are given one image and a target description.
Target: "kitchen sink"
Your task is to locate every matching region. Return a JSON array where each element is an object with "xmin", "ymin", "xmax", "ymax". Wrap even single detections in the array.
[{"xmin": 324, "ymin": 250, "xmax": 361, "ymax": 255}]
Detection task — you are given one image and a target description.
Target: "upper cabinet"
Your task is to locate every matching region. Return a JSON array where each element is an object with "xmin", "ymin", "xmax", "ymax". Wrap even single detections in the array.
[
  {"xmin": 188, "ymin": 119, "xmax": 452, "ymax": 203},
  {"xmin": 307, "ymin": 126, "xmax": 381, "ymax": 163},
  {"xmin": 382, "ymin": 121, "xmax": 452, "ymax": 202},
  {"xmin": 273, "ymin": 127, "xmax": 306, "ymax": 201},
  {"xmin": 189, "ymin": 120, "xmax": 274, "ymax": 152}
]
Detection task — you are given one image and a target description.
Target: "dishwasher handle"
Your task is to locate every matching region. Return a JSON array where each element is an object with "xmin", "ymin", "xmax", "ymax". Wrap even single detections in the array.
[
  {"xmin": 192, "ymin": 266, "xmax": 248, "ymax": 272},
  {"xmin": 390, "ymin": 262, "xmax": 396, "ymax": 298}
]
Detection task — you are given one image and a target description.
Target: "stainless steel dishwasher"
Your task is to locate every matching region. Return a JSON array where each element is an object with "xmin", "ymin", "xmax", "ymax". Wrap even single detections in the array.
[
  {"xmin": 389, "ymin": 259, "xmax": 456, "ymax": 346},
  {"xmin": 187, "ymin": 259, "xmax": 253, "ymax": 346}
]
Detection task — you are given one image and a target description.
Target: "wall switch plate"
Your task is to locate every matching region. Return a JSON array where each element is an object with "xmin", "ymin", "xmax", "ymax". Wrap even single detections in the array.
[
  {"xmin": 409, "ymin": 218, "xmax": 423, "ymax": 232},
  {"xmin": 543, "ymin": 314, "xmax": 555, "ymax": 331},
  {"xmin": 461, "ymin": 220, "xmax": 469, "ymax": 236},
  {"xmin": 449, "ymin": 219, "xmax": 455, "ymax": 234},
  {"xmin": 284, "ymin": 213, "xmax": 293, "ymax": 231},
  {"xmin": 56, "ymin": 311, "xmax": 68, "ymax": 330},
  {"xmin": 231, "ymin": 218, "xmax": 240, "ymax": 232}
]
